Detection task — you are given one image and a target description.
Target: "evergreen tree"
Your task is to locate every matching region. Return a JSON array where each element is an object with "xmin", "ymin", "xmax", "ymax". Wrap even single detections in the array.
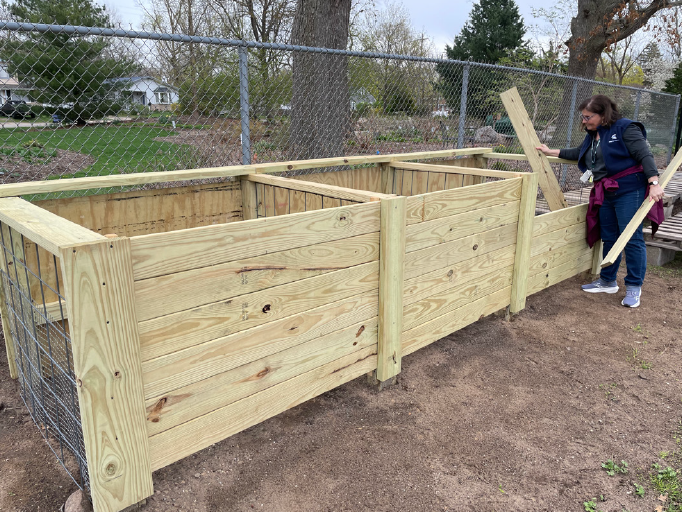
[
  {"xmin": 663, "ymin": 61, "xmax": 682, "ymax": 96},
  {"xmin": 2, "ymin": 0, "xmax": 138, "ymax": 123},
  {"xmin": 435, "ymin": 0, "xmax": 527, "ymax": 120}
]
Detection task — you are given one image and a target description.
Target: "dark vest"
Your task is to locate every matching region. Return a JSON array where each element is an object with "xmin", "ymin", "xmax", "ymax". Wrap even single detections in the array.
[{"xmin": 577, "ymin": 118, "xmax": 647, "ymax": 174}]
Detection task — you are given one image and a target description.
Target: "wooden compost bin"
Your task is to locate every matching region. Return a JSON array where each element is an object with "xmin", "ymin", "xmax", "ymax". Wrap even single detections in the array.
[{"xmin": 0, "ymin": 148, "xmax": 596, "ymax": 512}]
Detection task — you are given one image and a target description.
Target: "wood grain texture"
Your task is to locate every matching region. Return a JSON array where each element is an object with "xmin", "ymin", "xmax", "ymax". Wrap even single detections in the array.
[
  {"xmin": 531, "ymin": 222, "xmax": 586, "ymax": 258},
  {"xmin": 532, "ymin": 204, "xmax": 588, "ymax": 238},
  {"xmin": 148, "ymin": 346, "xmax": 377, "ymax": 471},
  {"xmin": 510, "ymin": 172, "xmax": 539, "ymax": 314},
  {"xmin": 144, "ymin": 318, "xmax": 378, "ymax": 436},
  {"xmin": 500, "ymin": 87, "xmax": 568, "ymax": 211},
  {"xmin": 405, "ymin": 177, "xmax": 523, "ymax": 225},
  {"xmin": 0, "ymin": 235, "xmax": 18, "ymax": 379},
  {"xmin": 240, "ymin": 177, "xmax": 258, "ymax": 221},
  {"xmin": 137, "ymin": 262, "xmax": 379, "ymax": 352},
  {"xmin": 528, "ymin": 238, "xmax": 591, "ymax": 277},
  {"xmin": 134, "ymin": 232, "xmax": 379, "ymax": 322},
  {"xmin": 391, "ymin": 161, "xmax": 523, "ymax": 179},
  {"xmin": 59, "ymin": 238, "xmax": 153, "ymax": 512},
  {"xmin": 377, "ymin": 197, "xmax": 405, "ymax": 382},
  {"xmin": 527, "ymin": 248, "xmax": 593, "ymax": 295},
  {"xmin": 247, "ymin": 174, "xmax": 388, "ymax": 202},
  {"xmin": 129, "ymin": 201, "xmax": 381, "ymax": 279},
  {"xmin": 482, "ymin": 153, "xmax": 577, "ymax": 164}
]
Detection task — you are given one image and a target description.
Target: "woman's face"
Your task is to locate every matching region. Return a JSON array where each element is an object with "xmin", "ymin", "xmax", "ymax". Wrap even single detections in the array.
[{"xmin": 580, "ymin": 109, "xmax": 602, "ymax": 131}]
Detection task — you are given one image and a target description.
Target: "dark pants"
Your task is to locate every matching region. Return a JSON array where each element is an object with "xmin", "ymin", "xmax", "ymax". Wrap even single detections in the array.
[{"xmin": 599, "ymin": 174, "xmax": 647, "ymax": 287}]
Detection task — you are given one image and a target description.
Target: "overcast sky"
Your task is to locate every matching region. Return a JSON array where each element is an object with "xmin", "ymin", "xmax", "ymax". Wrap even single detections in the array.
[{"xmin": 107, "ymin": 0, "xmax": 556, "ymax": 55}]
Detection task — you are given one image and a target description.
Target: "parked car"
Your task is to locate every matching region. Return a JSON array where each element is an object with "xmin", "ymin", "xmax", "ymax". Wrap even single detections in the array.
[{"xmin": 0, "ymin": 100, "xmax": 36, "ymax": 119}]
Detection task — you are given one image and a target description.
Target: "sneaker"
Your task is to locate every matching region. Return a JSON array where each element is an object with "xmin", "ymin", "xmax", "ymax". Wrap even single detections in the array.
[
  {"xmin": 581, "ymin": 278, "xmax": 619, "ymax": 294},
  {"xmin": 621, "ymin": 286, "xmax": 641, "ymax": 308}
]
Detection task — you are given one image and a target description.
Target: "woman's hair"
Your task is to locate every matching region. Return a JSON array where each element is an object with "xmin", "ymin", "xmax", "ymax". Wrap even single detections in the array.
[{"xmin": 578, "ymin": 95, "xmax": 622, "ymax": 127}]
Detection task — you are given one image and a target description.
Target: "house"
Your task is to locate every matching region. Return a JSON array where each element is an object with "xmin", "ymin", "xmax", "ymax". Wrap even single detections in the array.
[
  {"xmin": 104, "ymin": 77, "xmax": 179, "ymax": 111},
  {"xmin": 0, "ymin": 63, "xmax": 32, "ymax": 103},
  {"xmin": 350, "ymin": 88, "xmax": 376, "ymax": 110}
]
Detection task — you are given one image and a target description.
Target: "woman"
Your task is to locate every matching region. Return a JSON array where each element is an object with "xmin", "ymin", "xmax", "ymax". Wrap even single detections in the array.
[{"xmin": 536, "ymin": 95, "xmax": 665, "ymax": 308}]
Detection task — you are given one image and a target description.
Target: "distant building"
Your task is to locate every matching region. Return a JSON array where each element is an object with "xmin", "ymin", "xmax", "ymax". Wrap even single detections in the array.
[
  {"xmin": 104, "ymin": 77, "xmax": 179, "ymax": 111},
  {"xmin": 0, "ymin": 63, "xmax": 32, "ymax": 103},
  {"xmin": 350, "ymin": 88, "xmax": 376, "ymax": 110}
]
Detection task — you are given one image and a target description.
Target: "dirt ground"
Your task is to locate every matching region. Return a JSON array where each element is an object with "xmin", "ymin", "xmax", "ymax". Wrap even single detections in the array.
[{"xmin": 1, "ymin": 256, "xmax": 681, "ymax": 512}]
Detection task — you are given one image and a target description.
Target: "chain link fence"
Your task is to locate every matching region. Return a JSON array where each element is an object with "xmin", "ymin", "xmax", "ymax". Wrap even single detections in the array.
[{"xmin": 0, "ymin": 20, "xmax": 678, "ymax": 198}]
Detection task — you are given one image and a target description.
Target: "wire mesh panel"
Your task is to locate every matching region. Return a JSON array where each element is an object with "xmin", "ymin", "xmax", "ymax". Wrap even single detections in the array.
[{"xmin": 0, "ymin": 222, "xmax": 88, "ymax": 492}]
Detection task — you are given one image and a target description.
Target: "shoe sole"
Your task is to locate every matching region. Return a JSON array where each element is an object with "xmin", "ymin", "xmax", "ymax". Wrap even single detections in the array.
[
  {"xmin": 582, "ymin": 287, "xmax": 619, "ymax": 294},
  {"xmin": 621, "ymin": 300, "xmax": 640, "ymax": 308}
]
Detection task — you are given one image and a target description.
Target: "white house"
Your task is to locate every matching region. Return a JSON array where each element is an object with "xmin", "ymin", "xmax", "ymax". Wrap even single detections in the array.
[
  {"xmin": 105, "ymin": 77, "xmax": 179, "ymax": 111},
  {"xmin": 0, "ymin": 63, "xmax": 31, "ymax": 103}
]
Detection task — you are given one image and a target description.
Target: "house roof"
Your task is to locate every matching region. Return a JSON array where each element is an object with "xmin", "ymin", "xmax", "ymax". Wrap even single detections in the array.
[{"xmin": 104, "ymin": 76, "xmax": 179, "ymax": 92}]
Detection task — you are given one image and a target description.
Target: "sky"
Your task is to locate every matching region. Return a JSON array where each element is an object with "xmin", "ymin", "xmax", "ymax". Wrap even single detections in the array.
[{"xmin": 105, "ymin": 0, "xmax": 550, "ymax": 55}]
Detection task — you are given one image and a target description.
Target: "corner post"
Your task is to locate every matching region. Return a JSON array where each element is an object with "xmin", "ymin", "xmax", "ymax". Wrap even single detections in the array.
[
  {"xmin": 376, "ymin": 196, "xmax": 406, "ymax": 384},
  {"xmin": 59, "ymin": 237, "xmax": 153, "ymax": 512},
  {"xmin": 510, "ymin": 172, "xmax": 538, "ymax": 314}
]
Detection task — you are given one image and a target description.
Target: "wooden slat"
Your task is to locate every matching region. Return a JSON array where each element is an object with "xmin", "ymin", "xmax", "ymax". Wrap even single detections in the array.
[
  {"xmin": 0, "ymin": 235, "xmax": 17, "ymax": 378},
  {"xmin": 528, "ymin": 238, "xmax": 591, "ymax": 277},
  {"xmin": 351, "ymin": 166, "xmax": 382, "ymax": 193},
  {"xmin": 591, "ymin": 240, "xmax": 604, "ymax": 274},
  {"xmin": 402, "ymin": 286, "xmax": 512, "ymax": 356},
  {"xmin": 405, "ymin": 201, "xmax": 520, "ymax": 253},
  {"xmin": 500, "ymin": 87, "xmax": 568, "ymax": 211},
  {"xmin": 130, "ymin": 201, "xmax": 380, "ymax": 279},
  {"xmin": 247, "ymin": 174, "xmax": 389, "ymax": 204},
  {"xmin": 482, "ymin": 153, "xmax": 577, "ymax": 165},
  {"xmin": 289, "ymin": 190, "xmax": 306, "ymax": 214},
  {"xmin": 533, "ymin": 204, "xmax": 588, "ymax": 238},
  {"xmin": 602, "ymin": 148, "xmax": 682, "ymax": 267},
  {"xmin": 240, "ymin": 177, "xmax": 258, "ymax": 221},
  {"xmin": 145, "ymin": 318, "xmax": 378, "ymax": 435},
  {"xmin": 274, "ymin": 186, "xmax": 289, "ymax": 216},
  {"xmin": 138, "ymin": 262, "xmax": 379, "ymax": 352},
  {"xmin": 403, "ymin": 265, "xmax": 513, "ymax": 332},
  {"xmin": 306, "ymin": 192, "xmax": 323, "ymax": 212},
  {"xmin": 377, "ymin": 197, "xmax": 405, "ymax": 382},
  {"xmin": 405, "ymin": 177, "xmax": 523, "ymax": 225},
  {"xmin": 531, "ymin": 222, "xmax": 586, "ymax": 258},
  {"xmin": 0, "ymin": 197, "xmax": 105, "ymax": 255},
  {"xmin": 528, "ymin": 249, "xmax": 594, "ymax": 295},
  {"xmin": 134, "ymin": 232, "xmax": 379, "ymax": 322},
  {"xmin": 404, "ymin": 223, "xmax": 518, "ymax": 280},
  {"xmin": 427, "ymin": 170, "xmax": 446, "ymax": 192},
  {"xmin": 59, "ymin": 238, "xmax": 153, "ymax": 511},
  {"xmin": 391, "ymin": 161, "xmax": 524, "ymax": 179},
  {"xmin": 411, "ymin": 170, "xmax": 429, "ymax": 195},
  {"xmin": 403, "ymin": 244, "xmax": 516, "ymax": 306},
  {"xmin": 148, "ymin": 346, "xmax": 378, "ymax": 471},
  {"xmin": 510, "ymin": 172, "xmax": 538, "ymax": 314}
]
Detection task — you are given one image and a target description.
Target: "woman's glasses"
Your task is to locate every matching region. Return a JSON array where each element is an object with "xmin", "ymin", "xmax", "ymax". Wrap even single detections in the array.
[{"xmin": 580, "ymin": 113, "xmax": 597, "ymax": 122}]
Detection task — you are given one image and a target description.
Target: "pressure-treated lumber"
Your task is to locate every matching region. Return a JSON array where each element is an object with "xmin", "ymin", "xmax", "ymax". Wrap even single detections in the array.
[
  {"xmin": 377, "ymin": 197, "xmax": 405, "ymax": 382},
  {"xmin": 530, "ymin": 222, "xmax": 586, "ymax": 258},
  {"xmin": 0, "ymin": 197, "xmax": 105, "ymax": 255},
  {"xmin": 0, "ymin": 238, "xmax": 17, "ymax": 379},
  {"xmin": 390, "ymin": 161, "xmax": 524, "ymax": 179},
  {"xmin": 246, "ymin": 173, "xmax": 391, "ymax": 202},
  {"xmin": 59, "ymin": 237, "xmax": 153, "ymax": 512},
  {"xmin": 482, "ymin": 153, "xmax": 577, "ymax": 165},
  {"xmin": 532, "ymin": 204, "xmax": 588, "ymax": 238},
  {"xmin": 240, "ymin": 176, "xmax": 258, "ymax": 221},
  {"xmin": 510, "ymin": 172, "xmax": 539, "ymax": 314},
  {"xmin": 602, "ymin": 148, "xmax": 682, "ymax": 267},
  {"xmin": 130, "ymin": 201, "xmax": 381, "ymax": 279},
  {"xmin": 528, "ymin": 238, "xmax": 591, "ymax": 276},
  {"xmin": 591, "ymin": 240, "xmax": 604, "ymax": 275},
  {"xmin": 500, "ymin": 87, "xmax": 568, "ymax": 211},
  {"xmin": 528, "ymin": 248, "xmax": 593, "ymax": 295}
]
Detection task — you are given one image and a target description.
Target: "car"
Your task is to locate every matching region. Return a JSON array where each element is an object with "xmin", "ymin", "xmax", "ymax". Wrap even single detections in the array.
[{"xmin": 0, "ymin": 100, "xmax": 36, "ymax": 119}]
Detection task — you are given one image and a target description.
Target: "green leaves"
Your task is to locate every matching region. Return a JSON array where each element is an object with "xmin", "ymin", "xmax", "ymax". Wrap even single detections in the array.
[{"xmin": 602, "ymin": 459, "xmax": 628, "ymax": 476}]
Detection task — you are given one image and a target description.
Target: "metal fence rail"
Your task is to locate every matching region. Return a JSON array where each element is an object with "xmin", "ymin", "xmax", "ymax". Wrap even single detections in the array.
[{"xmin": 0, "ymin": 21, "xmax": 678, "ymax": 199}]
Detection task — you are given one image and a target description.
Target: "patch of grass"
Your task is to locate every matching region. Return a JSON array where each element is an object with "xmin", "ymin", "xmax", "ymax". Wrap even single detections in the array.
[
  {"xmin": 648, "ymin": 251, "xmax": 682, "ymax": 279},
  {"xmin": 634, "ymin": 482, "xmax": 645, "ymax": 497},
  {"xmin": 650, "ymin": 464, "xmax": 682, "ymax": 511},
  {"xmin": 602, "ymin": 458, "xmax": 628, "ymax": 476},
  {"xmin": 627, "ymin": 348, "xmax": 652, "ymax": 370},
  {"xmin": 583, "ymin": 498, "xmax": 601, "ymax": 512}
]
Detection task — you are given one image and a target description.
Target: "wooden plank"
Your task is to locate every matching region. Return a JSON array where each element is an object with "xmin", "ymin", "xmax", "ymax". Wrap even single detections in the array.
[
  {"xmin": 405, "ymin": 201, "xmax": 520, "ymax": 253},
  {"xmin": 402, "ymin": 286, "xmax": 512, "ymax": 356},
  {"xmin": 528, "ymin": 249, "xmax": 594, "ymax": 295},
  {"xmin": 405, "ymin": 177, "xmax": 523, "ymax": 225},
  {"xmin": 400, "ymin": 170, "xmax": 414, "ymax": 196},
  {"xmin": 482, "ymin": 153, "xmax": 577, "ymax": 165},
  {"xmin": 380, "ymin": 163, "xmax": 394, "ymax": 194},
  {"xmin": 138, "ymin": 262, "xmax": 379, "ymax": 351},
  {"xmin": 129, "ymin": 201, "xmax": 380, "ymax": 280},
  {"xmin": 532, "ymin": 204, "xmax": 588, "ymax": 238},
  {"xmin": 500, "ymin": 87, "xmax": 568, "ymax": 211},
  {"xmin": 262, "ymin": 184, "xmax": 275, "ymax": 217},
  {"xmin": 240, "ymin": 177, "xmax": 258, "ymax": 221},
  {"xmin": 306, "ymin": 193, "xmax": 323, "ymax": 212},
  {"xmin": 0, "ymin": 239, "xmax": 17, "ymax": 379},
  {"xmin": 411, "ymin": 170, "xmax": 429, "ymax": 195},
  {"xmin": 256, "ymin": 183, "xmax": 265, "ymax": 218},
  {"xmin": 427, "ymin": 171, "xmax": 446, "ymax": 193},
  {"xmin": 530, "ymin": 222, "xmax": 586, "ymax": 258},
  {"xmin": 247, "ymin": 174, "xmax": 390, "ymax": 203},
  {"xmin": 445, "ymin": 172, "xmax": 463, "ymax": 190},
  {"xmin": 289, "ymin": 190, "xmax": 306, "ymax": 214},
  {"xmin": 148, "ymin": 346, "xmax": 377, "ymax": 471},
  {"xmin": 59, "ymin": 238, "xmax": 153, "ymax": 511},
  {"xmin": 602, "ymin": 148, "xmax": 682, "ymax": 267},
  {"xmin": 141, "ymin": 290, "xmax": 377, "ymax": 384},
  {"xmin": 403, "ymin": 265, "xmax": 513, "ymax": 332},
  {"xmin": 134, "ymin": 232, "xmax": 379, "ymax": 322},
  {"xmin": 528, "ymin": 238, "xmax": 591, "ymax": 277},
  {"xmin": 145, "ymin": 318, "xmax": 378, "ymax": 435},
  {"xmin": 404, "ymin": 244, "xmax": 516, "ymax": 306},
  {"xmin": 405, "ymin": 223, "xmax": 518, "ymax": 280},
  {"xmin": 377, "ymin": 197, "xmax": 405, "ymax": 382},
  {"xmin": 510, "ymin": 172, "xmax": 539, "ymax": 314},
  {"xmin": 0, "ymin": 197, "xmax": 105, "ymax": 255},
  {"xmin": 391, "ymin": 161, "xmax": 524, "ymax": 179},
  {"xmin": 274, "ymin": 186, "xmax": 289, "ymax": 216},
  {"xmin": 591, "ymin": 240, "xmax": 604, "ymax": 275}
]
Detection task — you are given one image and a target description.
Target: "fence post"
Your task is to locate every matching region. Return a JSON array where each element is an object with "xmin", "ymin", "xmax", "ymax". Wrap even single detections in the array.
[
  {"xmin": 457, "ymin": 63, "xmax": 470, "ymax": 149},
  {"xmin": 60, "ymin": 237, "xmax": 153, "ymax": 512},
  {"xmin": 634, "ymin": 90, "xmax": 642, "ymax": 121},
  {"xmin": 668, "ymin": 94, "xmax": 681, "ymax": 165},
  {"xmin": 560, "ymin": 79, "xmax": 578, "ymax": 188},
  {"xmin": 510, "ymin": 172, "xmax": 538, "ymax": 314},
  {"xmin": 376, "ymin": 196, "xmax": 406, "ymax": 385},
  {"xmin": 238, "ymin": 45, "xmax": 251, "ymax": 166}
]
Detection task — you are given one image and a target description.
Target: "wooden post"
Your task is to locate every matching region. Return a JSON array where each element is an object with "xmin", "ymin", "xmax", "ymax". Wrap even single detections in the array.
[
  {"xmin": 0, "ymin": 247, "xmax": 17, "ymax": 379},
  {"xmin": 500, "ymin": 87, "xmax": 568, "ymax": 211},
  {"xmin": 240, "ymin": 175, "xmax": 258, "ymax": 220},
  {"xmin": 591, "ymin": 240, "xmax": 603, "ymax": 276},
  {"xmin": 60, "ymin": 237, "xmax": 153, "ymax": 512},
  {"xmin": 380, "ymin": 163, "xmax": 395, "ymax": 195},
  {"xmin": 510, "ymin": 172, "xmax": 539, "ymax": 314},
  {"xmin": 377, "ymin": 196, "xmax": 406, "ymax": 384}
]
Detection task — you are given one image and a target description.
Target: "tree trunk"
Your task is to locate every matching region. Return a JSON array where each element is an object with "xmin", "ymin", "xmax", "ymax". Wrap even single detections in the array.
[{"xmin": 290, "ymin": 0, "xmax": 351, "ymax": 160}]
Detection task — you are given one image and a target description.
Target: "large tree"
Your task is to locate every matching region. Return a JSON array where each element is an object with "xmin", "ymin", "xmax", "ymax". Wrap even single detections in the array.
[
  {"xmin": 2, "ymin": 0, "xmax": 137, "ymax": 123},
  {"xmin": 290, "ymin": 0, "xmax": 351, "ymax": 159}
]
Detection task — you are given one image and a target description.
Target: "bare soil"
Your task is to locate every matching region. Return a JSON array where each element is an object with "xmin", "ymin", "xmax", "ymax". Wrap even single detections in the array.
[
  {"xmin": 1, "ymin": 259, "xmax": 682, "ymax": 512},
  {"xmin": 0, "ymin": 150, "xmax": 95, "ymax": 185}
]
